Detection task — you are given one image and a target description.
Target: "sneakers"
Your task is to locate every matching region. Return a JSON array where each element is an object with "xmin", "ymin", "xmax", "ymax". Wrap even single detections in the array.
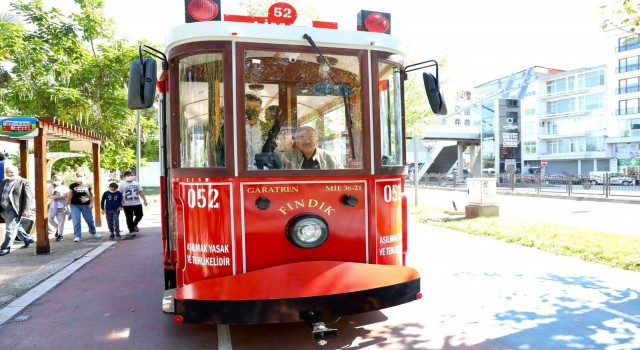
[
  {"xmin": 55, "ymin": 235, "xmax": 63, "ymax": 242},
  {"xmin": 91, "ymin": 233, "xmax": 102, "ymax": 239},
  {"xmin": 73, "ymin": 237, "xmax": 80, "ymax": 242},
  {"xmin": 133, "ymin": 226, "xmax": 140, "ymax": 232},
  {"xmin": 23, "ymin": 239, "xmax": 34, "ymax": 248},
  {"xmin": 115, "ymin": 233, "xmax": 122, "ymax": 239},
  {"xmin": 109, "ymin": 233, "xmax": 115, "ymax": 240}
]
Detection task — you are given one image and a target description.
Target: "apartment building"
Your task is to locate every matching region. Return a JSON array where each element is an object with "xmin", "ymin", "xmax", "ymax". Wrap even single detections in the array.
[
  {"xmin": 441, "ymin": 65, "xmax": 610, "ymax": 176},
  {"xmin": 427, "ymin": 30, "xmax": 640, "ymax": 178},
  {"xmin": 525, "ymin": 65, "xmax": 608, "ymax": 174},
  {"xmin": 606, "ymin": 31, "xmax": 640, "ymax": 178}
]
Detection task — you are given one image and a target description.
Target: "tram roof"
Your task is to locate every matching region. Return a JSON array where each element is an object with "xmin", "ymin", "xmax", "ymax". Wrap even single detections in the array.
[{"xmin": 164, "ymin": 21, "xmax": 403, "ymax": 55}]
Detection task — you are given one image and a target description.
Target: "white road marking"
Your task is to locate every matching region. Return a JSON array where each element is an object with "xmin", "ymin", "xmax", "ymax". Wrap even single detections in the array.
[{"xmin": 218, "ymin": 324, "xmax": 232, "ymax": 350}]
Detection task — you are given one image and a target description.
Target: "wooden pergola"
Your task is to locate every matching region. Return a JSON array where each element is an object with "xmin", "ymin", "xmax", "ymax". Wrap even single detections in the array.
[{"xmin": 0, "ymin": 117, "xmax": 105, "ymax": 254}]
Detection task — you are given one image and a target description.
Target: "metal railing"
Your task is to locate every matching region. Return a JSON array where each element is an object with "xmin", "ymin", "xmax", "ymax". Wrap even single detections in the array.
[{"xmin": 409, "ymin": 172, "xmax": 640, "ymax": 199}]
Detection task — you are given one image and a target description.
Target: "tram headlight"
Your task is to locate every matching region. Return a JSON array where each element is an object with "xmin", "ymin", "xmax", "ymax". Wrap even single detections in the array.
[{"xmin": 286, "ymin": 214, "xmax": 329, "ymax": 249}]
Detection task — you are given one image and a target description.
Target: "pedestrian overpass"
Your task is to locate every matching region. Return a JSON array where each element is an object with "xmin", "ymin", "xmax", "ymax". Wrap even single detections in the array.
[{"xmin": 407, "ymin": 126, "xmax": 480, "ymax": 180}]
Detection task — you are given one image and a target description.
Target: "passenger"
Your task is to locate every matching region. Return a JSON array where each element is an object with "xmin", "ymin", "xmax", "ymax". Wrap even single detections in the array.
[
  {"xmin": 245, "ymin": 94, "xmax": 263, "ymax": 169},
  {"xmin": 48, "ymin": 174, "xmax": 69, "ymax": 242},
  {"xmin": 66, "ymin": 171, "xmax": 100, "ymax": 242},
  {"xmin": 0, "ymin": 165, "xmax": 34, "ymax": 256},
  {"xmin": 261, "ymin": 105, "xmax": 280, "ymax": 144},
  {"xmin": 283, "ymin": 126, "xmax": 342, "ymax": 170},
  {"xmin": 119, "ymin": 170, "xmax": 148, "ymax": 237},
  {"xmin": 101, "ymin": 182, "xmax": 123, "ymax": 240}
]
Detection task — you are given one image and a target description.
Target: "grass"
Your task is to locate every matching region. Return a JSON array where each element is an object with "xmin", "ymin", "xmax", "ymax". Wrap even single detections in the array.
[{"xmin": 409, "ymin": 203, "xmax": 640, "ymax": 272}]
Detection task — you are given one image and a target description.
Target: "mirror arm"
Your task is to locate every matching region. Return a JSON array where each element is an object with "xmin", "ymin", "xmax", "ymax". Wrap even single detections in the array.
[
  {"xmin": 140, "ymin": 44, "xmax": 169, "ymax": 70},
  {"xmin": 404, "ymin": 59, "xmax": 439, "ymax": 81}
]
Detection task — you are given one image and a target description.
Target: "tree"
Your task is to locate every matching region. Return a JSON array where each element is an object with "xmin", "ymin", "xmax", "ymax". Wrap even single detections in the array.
[
  {"xmin": 602, "ymin": 0, "xmax": 640, "ymax": 32},
  {"xmin": 0, "ymin": 11, "xmax": 24, "ymax": 115},
  {"xmin": 2, "ymin": 0, "xmax": 157, "ymax": 174}
]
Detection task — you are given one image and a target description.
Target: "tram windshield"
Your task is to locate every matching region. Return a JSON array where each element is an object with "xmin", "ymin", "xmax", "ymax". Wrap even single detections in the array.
[
  {"xmin": 176, "ymin": 47, "xmax": 364, "ymax": 171},
  {"xmin": 244, "ymin": 49, "xmax": 363, "ymax": 171}
]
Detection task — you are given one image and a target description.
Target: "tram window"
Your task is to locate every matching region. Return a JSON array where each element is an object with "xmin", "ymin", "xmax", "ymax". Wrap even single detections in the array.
[
  {"xmin": 379, "ymin": 62, "xmax": 403, "ymax": 167},
  {"xmin": 178, "ymin": 53, "xmax": 225, "ymax": 168},
  {"xmin": 244, "ymin": 49, "xmax": 363, "ymax": 171}
]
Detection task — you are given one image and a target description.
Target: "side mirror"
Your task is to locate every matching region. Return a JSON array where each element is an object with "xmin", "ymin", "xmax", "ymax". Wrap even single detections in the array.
[
  {"xmin": 127, "ymin": 58, "xmax": 157, "ymax": 109},
  {"xmin": 423, "ymin": 72, "xmax": 447, "ymax": 115}
]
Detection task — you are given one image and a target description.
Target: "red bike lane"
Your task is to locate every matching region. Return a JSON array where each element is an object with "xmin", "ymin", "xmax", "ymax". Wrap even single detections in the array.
[{"xmin": 0, "ymin": 229, "xmax": 223, "ymax": 350}]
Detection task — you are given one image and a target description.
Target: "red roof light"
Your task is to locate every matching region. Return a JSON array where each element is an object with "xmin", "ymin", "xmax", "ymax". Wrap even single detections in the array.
[
  {"xmin": 185, "ymin": 0, "xmax": 221, "ymax": 23},
  {"xmin": 357, "ymin": 10, "xmax": 391, "ymax": 34},
  {"xmin": 364, "ymin": 13, "xmax": 389, "ymax": 33}
]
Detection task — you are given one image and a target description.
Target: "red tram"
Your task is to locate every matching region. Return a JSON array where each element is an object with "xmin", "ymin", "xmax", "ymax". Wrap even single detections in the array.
[{"xmin": 127, "ymin": 2, "xmax": 446, "ymax": 343}]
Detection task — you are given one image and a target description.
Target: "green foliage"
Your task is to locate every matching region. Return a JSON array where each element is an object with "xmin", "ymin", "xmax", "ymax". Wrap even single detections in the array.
[
  {"xmin": 602, "ymin": 0, "xmax": 640, "ymax": 32},
  {"xmin": 1, "ymin": 0, "xmax": 159, "ymax": 174}
]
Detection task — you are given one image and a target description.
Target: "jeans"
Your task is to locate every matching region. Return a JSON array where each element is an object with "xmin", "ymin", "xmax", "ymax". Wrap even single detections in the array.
[
  {"xmin": 0, "ymin": 207, "xmax": 32, "ymax": 250},
  {"xmin": 69, "ymin": 204, "xmax": 96, "ymax": 238}
]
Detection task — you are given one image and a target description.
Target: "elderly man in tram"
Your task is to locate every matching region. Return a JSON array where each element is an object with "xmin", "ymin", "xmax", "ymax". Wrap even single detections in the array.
[{"xmin": 282, "ymin": 126, "xmax": 342, "ymax": 170}]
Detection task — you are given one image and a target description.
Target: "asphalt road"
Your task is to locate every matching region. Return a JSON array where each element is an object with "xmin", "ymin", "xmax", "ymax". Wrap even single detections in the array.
[{"xmin": 407, "ymin": 187, "xmax": 640, "ymax": 236}]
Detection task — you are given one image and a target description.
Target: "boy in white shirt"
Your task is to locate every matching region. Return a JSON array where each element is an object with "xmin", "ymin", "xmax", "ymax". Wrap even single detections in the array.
[{"xmin": 118, "ymin": 170, "xmax": 148, "ymax": 236}]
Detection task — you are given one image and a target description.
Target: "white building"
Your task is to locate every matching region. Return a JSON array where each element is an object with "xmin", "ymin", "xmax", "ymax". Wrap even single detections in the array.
[
  {"xmin": 605, "ymin": 31, "xmax": 640, "ymax": 177},
  {"xmin": 525, "ymin": 65, "xmax": 608, "ymax": 174}
]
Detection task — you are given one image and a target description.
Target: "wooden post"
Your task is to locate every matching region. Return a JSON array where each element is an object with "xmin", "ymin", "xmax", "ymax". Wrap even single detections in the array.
[
  {"xmin": 19, "ymin": 140, "xmax": 28, "ymax": 179},
  {"xmin": 34, "ymin": 124, "xmax": 50, "ymax": 254},
  {"xmin": 92, "ymin": 143, "xmax": 102, "ymax": 227}
]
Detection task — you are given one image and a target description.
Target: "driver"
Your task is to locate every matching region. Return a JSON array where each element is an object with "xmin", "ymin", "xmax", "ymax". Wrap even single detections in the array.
[{"xmin": 282, "ymin": 126, "xmax": 342, "ymax": 170}]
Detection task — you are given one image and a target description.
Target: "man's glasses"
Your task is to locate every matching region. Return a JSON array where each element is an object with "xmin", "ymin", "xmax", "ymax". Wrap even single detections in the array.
[{"xmin": 295, "ymin": 135, "xmax": 318, "ymax": 142}]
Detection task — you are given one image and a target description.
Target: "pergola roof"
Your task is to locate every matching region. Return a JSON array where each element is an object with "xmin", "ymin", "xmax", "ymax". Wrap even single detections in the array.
[
  {"xmin": 0, "ymin": 116, "xmax": 105, "ymax": 255},
  {"xmin": 0, "ymin": 117, "xmax": 105, "ymax": 144}
]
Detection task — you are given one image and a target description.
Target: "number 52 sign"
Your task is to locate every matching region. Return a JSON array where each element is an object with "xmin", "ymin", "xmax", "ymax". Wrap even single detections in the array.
[{"xmin": 268, "ymin": 2, "xmax": 297, "ymax": 25}]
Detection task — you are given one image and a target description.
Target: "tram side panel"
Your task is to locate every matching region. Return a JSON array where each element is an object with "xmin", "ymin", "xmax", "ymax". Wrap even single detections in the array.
[
  {"xmin": 373, "ymin": 178, "xmax": 404, "ymax": 265},
  {"xmin": 173, "ymin": 179, "xmax": 235, "ymax": 288}
]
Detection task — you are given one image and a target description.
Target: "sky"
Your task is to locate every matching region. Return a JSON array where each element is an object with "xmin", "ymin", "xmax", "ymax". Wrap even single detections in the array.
[{"xmin": 1, "ymin": 0, "xmax": 615, "ymax": 98}]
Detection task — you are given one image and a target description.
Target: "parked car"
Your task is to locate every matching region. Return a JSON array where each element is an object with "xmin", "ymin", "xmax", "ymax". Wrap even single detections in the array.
[
  {"xmin": 544, "ymin": 173, "xmax": 587, "ymax": 185},
  {"xmin": 588, "ymin": 172, "xmax": 635, "ymax": 186}
]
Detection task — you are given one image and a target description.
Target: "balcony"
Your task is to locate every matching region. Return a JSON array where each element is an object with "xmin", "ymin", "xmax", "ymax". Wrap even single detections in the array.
[
  {"xmin": 616, "ymin": 64, "xmax": 640, "ymax": 73},
  {"xmin": 539, "ymin": 88, "xmax": 588, "ymax": 100},
  {"xmin": 616, "ymin": 108, "xmax": 640, "ymax": 116},
  {"xmin": 539, "ymin": 110, "xmax": 589, "ymax": 119},
  {"xmin": 606, "ymin": 129, "xmax": 640, "ymax": 143},
  {"xmin": 617, "ymin": 42, "xmax": 640, "ymax": 53},
  {"xmin": 616, "ymin": 85, "xmax": 640, "ymax": 94},
  {"xmin": 538, "ymin": 131, "xmax": 589, "ymax": 140}
]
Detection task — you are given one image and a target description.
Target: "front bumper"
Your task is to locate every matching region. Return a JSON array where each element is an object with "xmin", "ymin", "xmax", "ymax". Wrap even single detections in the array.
[{"xmin": 174, "ymin": 260, "xmax": 421, "ymax": 324}]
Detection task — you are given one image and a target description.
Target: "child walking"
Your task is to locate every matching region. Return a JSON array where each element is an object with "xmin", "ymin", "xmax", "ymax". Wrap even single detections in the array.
[{"xmin": 101, "ymin": 182, "xmax": 123, "ymax": 240}]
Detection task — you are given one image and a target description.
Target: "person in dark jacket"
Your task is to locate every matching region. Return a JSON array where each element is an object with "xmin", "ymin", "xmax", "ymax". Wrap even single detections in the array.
[
  {"xmin": 101, "ymin": 182, "xmax": 123, "ymax": 240},
  {"xmin": 0, "ymin": 165, "xmax": 34, "ymax": 256}
]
